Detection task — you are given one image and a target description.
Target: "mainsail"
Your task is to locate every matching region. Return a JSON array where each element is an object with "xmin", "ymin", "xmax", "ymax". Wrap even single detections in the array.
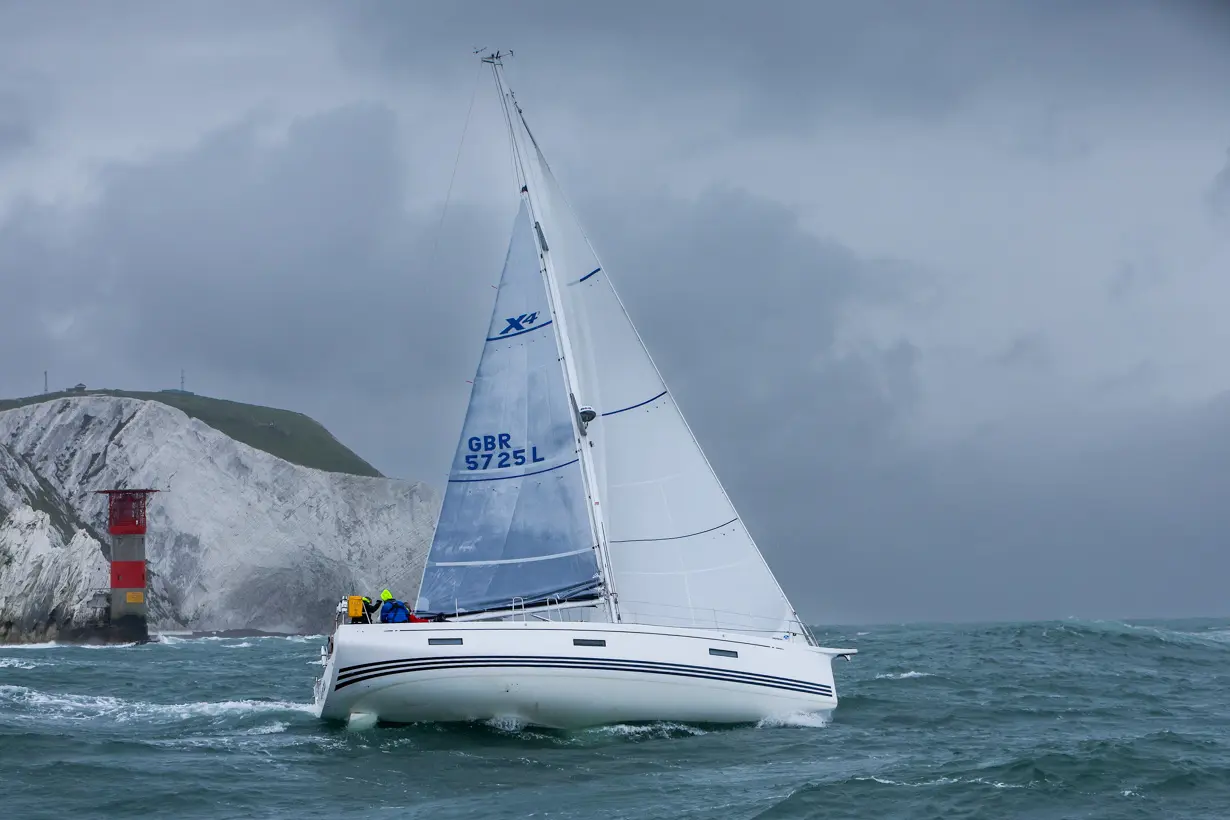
[{"xmin": 415, "ymin": 200, "xmax": 603, "ymax": 616}]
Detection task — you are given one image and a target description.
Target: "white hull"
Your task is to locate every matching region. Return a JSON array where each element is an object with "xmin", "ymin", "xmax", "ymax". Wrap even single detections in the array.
[{"xmin": 313, "ymin": 620, "xmax": 851, "ymax": 729}]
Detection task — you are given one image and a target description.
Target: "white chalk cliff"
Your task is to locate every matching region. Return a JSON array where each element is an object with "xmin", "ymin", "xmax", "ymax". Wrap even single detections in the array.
[
  {"xmin": 0, "ymin": 441, "xmax": 111, "ymax": 642},
  {"xmin": 0, "ymin": 396, "xmax": 439, "ymax": 641}
]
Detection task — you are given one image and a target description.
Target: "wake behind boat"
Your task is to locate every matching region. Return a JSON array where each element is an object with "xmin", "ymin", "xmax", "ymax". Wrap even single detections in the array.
[{"xmin": 313, "ymin": 51, "xmax": 855, "ymax": 730}]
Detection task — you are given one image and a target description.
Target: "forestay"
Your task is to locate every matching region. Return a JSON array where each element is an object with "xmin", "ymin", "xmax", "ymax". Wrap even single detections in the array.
[
  {"xmin": 415, "ymin": 200, "xmax": 603, "ymax": 616},
  {"xmin": 511, "ymin": 110, "xmax": 810, "ymax": 639}
]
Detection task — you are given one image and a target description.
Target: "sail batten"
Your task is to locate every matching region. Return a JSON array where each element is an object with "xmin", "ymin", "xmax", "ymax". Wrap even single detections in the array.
[
  {"xmin": 608, "ymin": 518, "xmax": 739, "ymax": 545},
  {"xmin": 447, "ymin": 457, "xmax": 579, "ymax": 484},
  {"xmin": 601, "ymin": 391, "xmax": 668, "ymax": 417}
]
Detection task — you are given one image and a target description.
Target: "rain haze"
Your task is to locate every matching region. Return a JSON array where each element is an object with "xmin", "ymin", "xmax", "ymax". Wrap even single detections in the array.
[{"xmin": 1, "ymin": 0, "xmax": 1228, "ymax": 625}]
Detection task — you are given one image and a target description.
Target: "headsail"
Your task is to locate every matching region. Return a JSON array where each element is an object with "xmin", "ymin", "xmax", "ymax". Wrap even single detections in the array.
[
  {"xmin": 510, "ymin": 101, "xmax": 811, "ymax": 639},
  {"xmin": 415, "ymin": 200, "xmax": 602, "ymax": 616}
]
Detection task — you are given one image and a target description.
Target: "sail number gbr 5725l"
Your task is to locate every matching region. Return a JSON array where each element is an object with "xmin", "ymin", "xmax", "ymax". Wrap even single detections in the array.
[{"xmin": 464, "ymin": 433, "xmax": 546, "ymax": 471}]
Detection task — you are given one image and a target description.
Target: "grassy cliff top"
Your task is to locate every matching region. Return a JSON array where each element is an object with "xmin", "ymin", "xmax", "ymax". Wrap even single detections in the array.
[{"xmin": 0, "ymin": 389, "xmax": 383, "ymax": 478}]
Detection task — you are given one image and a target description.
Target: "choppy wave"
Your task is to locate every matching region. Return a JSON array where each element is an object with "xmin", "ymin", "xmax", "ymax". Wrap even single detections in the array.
[
  {"xmin": 973, "ymin": 617, "xmax": 1230, "ymax": 651},
  {"xmin": 0, "ymin": 684, "xmax": 313, "ymax": 723},
  {"xmin": 4, "ymin": 617, "xmax": 1229, "ymax": 818},
  {"xmin": 0, "ymin": 640, "xmax": 138, "ymax": 650},
  {"xmin": 758, "ymin": 728, "xmax": 1227, "ymax": 817}
]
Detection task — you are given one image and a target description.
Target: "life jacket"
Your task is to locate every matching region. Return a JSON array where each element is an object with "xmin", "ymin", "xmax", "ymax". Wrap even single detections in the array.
[{"xmin": 381, "ymin": 599, "xmax": 411, "ymax": 623}]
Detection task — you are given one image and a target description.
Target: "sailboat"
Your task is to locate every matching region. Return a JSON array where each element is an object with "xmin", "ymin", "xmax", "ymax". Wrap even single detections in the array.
[{"xmin": 312, "ymin": 52, "xmax": 856, "ymax": 729}]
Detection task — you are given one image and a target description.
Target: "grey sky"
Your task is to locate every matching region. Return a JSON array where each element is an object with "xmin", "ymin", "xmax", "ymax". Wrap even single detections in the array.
[{"xmin": 1, "ymin": 0, "xmax": 1228, "ymax": 624}]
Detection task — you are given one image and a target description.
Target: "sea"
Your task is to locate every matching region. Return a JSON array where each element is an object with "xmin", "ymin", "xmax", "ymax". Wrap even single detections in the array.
[{"xmin": 2, "ymin": 618, "xmax": 1227, "ymax": 819}]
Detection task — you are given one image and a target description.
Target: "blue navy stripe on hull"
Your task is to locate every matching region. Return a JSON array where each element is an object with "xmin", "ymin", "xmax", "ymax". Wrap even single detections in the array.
[{"xmin": 334, "ymin": 655, "xmax": 834, "ymax": 698}]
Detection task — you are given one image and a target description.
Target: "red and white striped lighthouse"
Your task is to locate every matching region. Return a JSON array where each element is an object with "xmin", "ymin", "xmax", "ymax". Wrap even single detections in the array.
[{"xmin": 95, "ymin": 489, "xmax": 159, "ymax": 642}]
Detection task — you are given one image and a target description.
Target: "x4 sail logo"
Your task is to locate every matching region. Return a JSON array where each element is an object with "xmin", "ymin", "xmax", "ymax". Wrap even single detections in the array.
[{"xmin": 499, "ymin": 311, "xmax": 540, "ymax": 335}]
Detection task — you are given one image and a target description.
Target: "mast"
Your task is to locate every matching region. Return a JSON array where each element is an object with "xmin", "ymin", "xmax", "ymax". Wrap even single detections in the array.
[{"xmin": 484, "ymin": 52, "xmax": 622, "ymax": 622}]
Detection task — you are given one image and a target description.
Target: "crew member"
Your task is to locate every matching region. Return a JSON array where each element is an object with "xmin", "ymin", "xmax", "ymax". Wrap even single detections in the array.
[
  {"xmin": 356, "ymin": 595, "xmax": 380, "ymax": 624},
  {"xmin": 379, "ymin": 589, "xmax": 427, "ymax": 623}
]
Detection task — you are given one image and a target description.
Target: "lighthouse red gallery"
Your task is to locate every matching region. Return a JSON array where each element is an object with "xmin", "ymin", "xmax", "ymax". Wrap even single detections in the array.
[{"xmin": 94, "ymin": 489, "xmax": 159, "ymax": 640}]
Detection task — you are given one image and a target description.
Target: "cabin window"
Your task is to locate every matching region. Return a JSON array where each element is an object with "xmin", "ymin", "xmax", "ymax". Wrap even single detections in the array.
[
  {"xmin": 709, "ymin": 648, "xmax": 738, "ymax": 658},
  {"xmin": 428, "ymin": 637, "xmax": 463, "ymax": 646},
  {"xmin": 573, "ymin": 638, "xmax": 606, "ymax": 647}
]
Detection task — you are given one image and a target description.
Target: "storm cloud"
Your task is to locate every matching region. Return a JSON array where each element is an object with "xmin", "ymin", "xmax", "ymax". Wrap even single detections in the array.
[{"xmin": 2, "ymin": 0, "xmax": 1228, "ymax": 624}]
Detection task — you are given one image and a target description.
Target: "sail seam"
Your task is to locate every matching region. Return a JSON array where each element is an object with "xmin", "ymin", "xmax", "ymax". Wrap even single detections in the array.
[
  {"xmin": 485, "ymin": 319, "xmax": 553, "ymax": 341},
  {"xmin": 601, "ymin": 390, "xmax": 668, "ymax": 417},
  {"xmin": 430, "ymin": 547, "xmax": 593, "ymax": 567},
  {"xmin": 448, "ymin": 458, "xmax": 580, "ymax": 483},
  {"xmin": 610, "ymin": 518, "xmax": 738, "ymax": 545}
]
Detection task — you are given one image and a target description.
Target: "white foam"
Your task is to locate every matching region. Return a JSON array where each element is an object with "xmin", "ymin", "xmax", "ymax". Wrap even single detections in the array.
[
  {"xmin": 242, "ymin": 721, "xmax": 289, "ymax": 735},
  {"xmin": 2, "ymin": 641, "xmax": 137, "ymax": 650},
  {"xmin": 2, "ymin": 642, "xmax": 59, "ymax": 650},
  {"xmin": 875, "ymin": 671, "xmax": 931, "ymax": 680},
  {"xmin": 1076, "ymin": 619, "xmax": 1230, "ymax": 649},
  {"xmin": 0, "ymin": 657, "xmax": 41, "ymax": 669},
  {"xmin": 590, "ymin": 722, "xmax": 708, "ymax": 738},
  {"xmin": 148, "ymin": 731, "xmax": 345, "ymax": 752},
  {"xmin": 149, "ymin": 634, "xmax": 323, "ymax": 645},
  {"xmin": 855, "ymin": 774, "xmax": 1023, "ymax": 789},
  {"xmin": 221, "ymin": 642, "xmax": 253, "ymax": 649},
  {"xmin": 1178, "ymin": 628, "xmax": 1230, "ymax": 646},
  {"xmin": 483, "ymin": 715, "xmax": 528, "ymax": 733},
  {"xmin": 0, "ymin": 684, "xmax": 314, "ymax": 723},
  {"xmin": 756, "ymin": 711, "xmax": 831, "ymax": 729},
  {"xmin": 346, "ymin": 712, "xmax": 379, "ymax": 731},
  {"xmin": 861, "ymin": 775, "xmax": 957, "ymax": 787}
]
